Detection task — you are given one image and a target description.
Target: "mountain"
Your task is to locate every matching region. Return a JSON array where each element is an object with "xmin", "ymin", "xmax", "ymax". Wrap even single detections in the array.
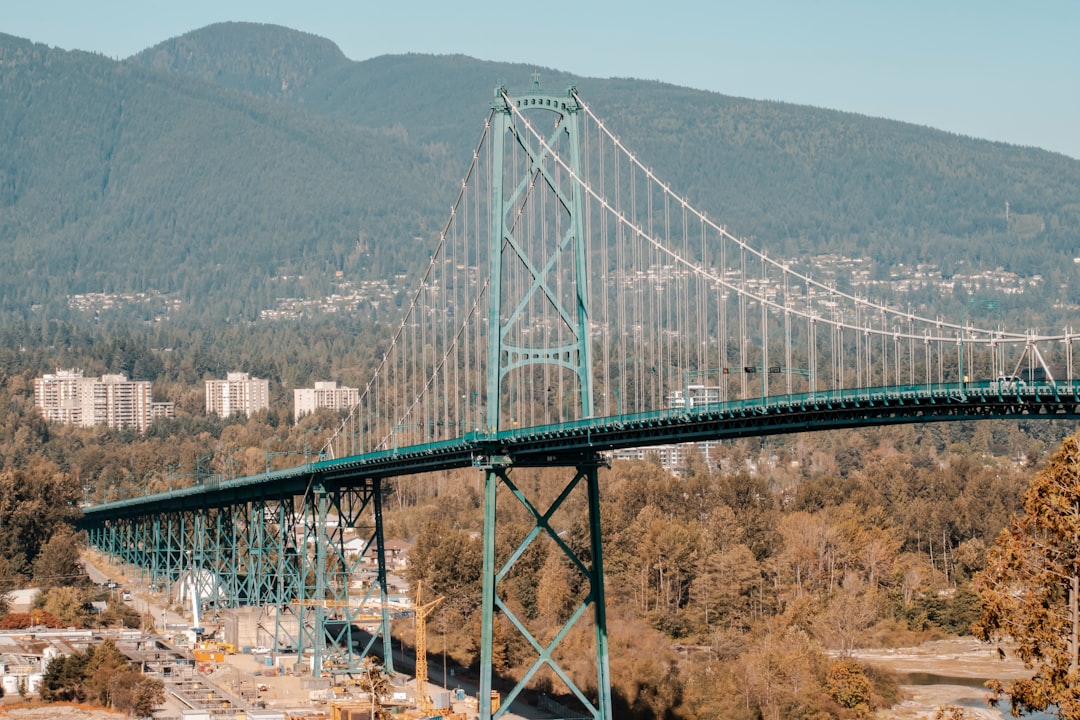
[
  {"xmin": 0, "ymin": 30, "xmax": 458, "ymax": 322},
  {"xmin": 0, "ymin": 23, "xmax": 1077, "ymax": 327}
]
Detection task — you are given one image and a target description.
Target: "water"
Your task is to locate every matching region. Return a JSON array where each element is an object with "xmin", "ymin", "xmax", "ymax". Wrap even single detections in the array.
[
  {"xmin": 901, "ymin": 672, "xmax": 1055, "ymax": 719},
  {"xmin": 902, "ymin": 672, "xmax": 988, "ymax": 690}
]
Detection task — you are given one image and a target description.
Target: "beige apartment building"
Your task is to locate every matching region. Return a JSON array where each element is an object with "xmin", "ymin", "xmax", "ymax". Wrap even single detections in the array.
[
  {"xmin": 294, "ymin": 381, "xmax": 359, "ymax": 421},
  {"xmin": 34, "ymin": 369, "xmax": 173, "ymax": 432},
  {"xmin": 205, "ymin": 372, "xmax": 270, "ymax": 418}
]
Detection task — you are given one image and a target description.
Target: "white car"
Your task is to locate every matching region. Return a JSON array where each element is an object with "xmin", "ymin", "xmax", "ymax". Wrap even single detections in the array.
[{"xmin": 991, "ymin": 375, "xmax": 1025, "ymax": 392}]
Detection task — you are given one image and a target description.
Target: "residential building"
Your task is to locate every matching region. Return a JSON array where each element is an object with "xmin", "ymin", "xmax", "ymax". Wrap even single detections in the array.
[
  {"xmin": 150, "ymin": 402, "xmax": 176, "ymax": 422},
  {"xmin": 34, "ymin": 369, "xmax": 91, "ymax": 426},
  {"xmin": 94, "ymin": 374, "xmax": 153, "ymax": 429},
  {"xmin": 665, "ymin": 384, "xmax": 723, "ymax": 409},
  {"xmin": 206, "ymin": 372, "xmax": 270, "ymax": 418},
  {"xmin": 34, "ymin": 369, "xmax": 172, "ymax": 432},
  {"xmin": 294, "ymin": 381, "xmax": 359, "ymax": 421},
  {"xmin": 611, "ymin": 440, "xmax": 722, "ymax": 475}
]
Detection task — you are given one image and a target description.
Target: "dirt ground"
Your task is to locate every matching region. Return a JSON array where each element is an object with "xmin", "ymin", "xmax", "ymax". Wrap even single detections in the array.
[
  {"xmin": 852, "ymin": 637, "xmax": 1030, "ymax": 719},
  {"xmin": 0, "ymin": 702, "xmax": 123, "ymax": 719}
]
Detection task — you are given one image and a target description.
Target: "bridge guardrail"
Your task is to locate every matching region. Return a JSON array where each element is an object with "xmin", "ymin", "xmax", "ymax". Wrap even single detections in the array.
[{"xmin": 82, "ymin": 380, "xmax": 1078, "ymax": 514}]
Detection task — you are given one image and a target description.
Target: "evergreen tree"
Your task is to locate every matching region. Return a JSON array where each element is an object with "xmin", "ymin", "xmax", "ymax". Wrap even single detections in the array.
[{"xmin": 32, "ymin": 527, "xmax": 86, "ymax": 589}]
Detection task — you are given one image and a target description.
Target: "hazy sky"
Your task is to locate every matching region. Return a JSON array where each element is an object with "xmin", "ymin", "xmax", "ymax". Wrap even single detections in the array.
[{"xmin": 5, "ymin": 0, "xmax": 1078, "ymax": 159}]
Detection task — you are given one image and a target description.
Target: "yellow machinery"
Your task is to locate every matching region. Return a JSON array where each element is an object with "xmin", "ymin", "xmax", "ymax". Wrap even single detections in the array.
[{"xmin": 414, "ymin": 582, "xmax": 444, "ymax": 718}]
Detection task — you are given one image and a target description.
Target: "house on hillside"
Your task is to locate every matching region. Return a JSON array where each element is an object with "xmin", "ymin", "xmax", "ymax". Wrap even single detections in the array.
[{"xmin": 343, "ymin": 538, "xmax": 412, "ymax": 571}]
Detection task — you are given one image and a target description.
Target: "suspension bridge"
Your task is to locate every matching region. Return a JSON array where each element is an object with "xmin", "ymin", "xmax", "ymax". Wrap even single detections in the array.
[{"xmin": 80, "ymin": 75, "xmax": 1080, "ymax": 720}]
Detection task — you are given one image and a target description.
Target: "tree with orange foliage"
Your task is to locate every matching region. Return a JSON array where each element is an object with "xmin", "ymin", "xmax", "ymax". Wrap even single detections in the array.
[
  {"xmin": 974, "ymin": 433, "xmax": 1080, "ymax": 719},
  {"xmin": 0, "ymin": 610, "xmax": 65, "ymax": 629}
]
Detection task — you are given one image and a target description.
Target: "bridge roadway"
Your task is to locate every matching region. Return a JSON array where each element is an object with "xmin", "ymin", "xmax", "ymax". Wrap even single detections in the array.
[{"xmin": 82, "ymin": 379, "xmax": 1080, "ymax": 520}]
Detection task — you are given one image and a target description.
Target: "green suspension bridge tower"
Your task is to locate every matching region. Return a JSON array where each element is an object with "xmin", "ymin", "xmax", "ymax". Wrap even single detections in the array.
[{"xmin": 479, "ymin": 75, "xmax": 611, "ymax": 719}]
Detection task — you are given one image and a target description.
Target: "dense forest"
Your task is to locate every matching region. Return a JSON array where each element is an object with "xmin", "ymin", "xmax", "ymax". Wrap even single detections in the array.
[
  {"xmin": 0, "ymin": 24, "xmax": 1078, "ymax": 328},
  {"xmin": 397, "ymin": 427, "xmax": 1068, "ymax": 718}
]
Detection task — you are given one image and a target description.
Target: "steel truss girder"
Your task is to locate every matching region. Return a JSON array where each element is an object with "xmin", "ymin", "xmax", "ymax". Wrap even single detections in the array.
[
  {"xmin": 479, "ymin": 456, "xmax": 612, "ymax": 720},
  {"xmin": 81, "ymin": 389, "xmax": 1080, "ymax": 526},
  {"xmin": 84, "ymin": 478, "xmax": 395, "ymax": 679},
  {"xmin": 276, "ymin": 477, "xmax": 394, "ymax": 677},
  {"xmin": 483, "ymin": 392, "xmax": 1080, "ymax": 458}
]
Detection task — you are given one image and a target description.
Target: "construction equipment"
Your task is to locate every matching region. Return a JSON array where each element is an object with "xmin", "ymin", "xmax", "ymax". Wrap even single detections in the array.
[
  {"xmin": 414, "ymin": 582, "xmax": 444, "ymax": 718},
  {"xmin": 330, "ymin": 701, "xmax": 377, "ymax": 720},
  {"xmin": 192, "ymin": 648, "xmax": 225, "ymax": 663}
]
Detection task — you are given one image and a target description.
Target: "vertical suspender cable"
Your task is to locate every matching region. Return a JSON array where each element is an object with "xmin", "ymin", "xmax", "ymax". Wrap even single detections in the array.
[{"xmin": 739, "ymin": 245, "xmax": 747, "ymax": 399}]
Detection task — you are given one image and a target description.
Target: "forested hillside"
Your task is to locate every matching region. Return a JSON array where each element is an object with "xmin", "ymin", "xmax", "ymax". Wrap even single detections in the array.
[
  {"xmin": 0, "ymin": 31, "xmax": 456, "ymax": 323},
  {"xmin": 133, "ymin": 24, "xmax": 1080, "ymax": 280},
  {"xmin": 0, "ymin": 24, "xmax": 1077, "ymax": 327},
  {"xmin": 1, "ymin": 22, "xmax": 1080, "ymax": 718}
]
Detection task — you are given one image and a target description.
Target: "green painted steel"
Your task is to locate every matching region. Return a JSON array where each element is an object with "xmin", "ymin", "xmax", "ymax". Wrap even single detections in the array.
[
  {"xmin": 272, "ymin": 478, "xmax": 395, "ymax": 676},
  {"xmin": 486, "ymin": 87, "xmax": 507, "ymax": 432},
  {"xmin": 486, "ymin": 76, "xmax": 592, "ymax": 430},
  {"xmin": 372, "ymin": 479, "xmax": 395, "ymax": 674},
  {"xmin": 80, "ymin": 380, "xmax": 1080, "ymax": 524},
  {"xmin": 80, "ymin": 383, "xmax": 1080, "ymax": 714},
  {"xmin": 479, "ymin": 77, "xmax": 606, "ymax": 719},
  {"xmin": 586, "ymin": 462, "xmax": 613, "ymax": 719},
  {"xmin": 479, "ymin": 459, "xmax": 612, "ymax": 719},
  {"xmin": 479, "ymin": 467, "xmax": 498, "ymax": 718},
  {"xmin": 86, "ymin": 475, "xmax": 396, "ymax": 676}
]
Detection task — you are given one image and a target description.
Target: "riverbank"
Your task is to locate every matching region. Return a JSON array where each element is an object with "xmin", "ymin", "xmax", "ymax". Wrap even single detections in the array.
[{"xmin": 852, "ymin": 638, "xmax": 1029, "ymax": 719}]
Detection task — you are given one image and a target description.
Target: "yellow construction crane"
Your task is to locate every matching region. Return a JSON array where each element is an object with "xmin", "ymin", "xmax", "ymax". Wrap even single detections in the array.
[{"xmin": 414, "ymin": 582, "xmax": 444, "ymax": 717}]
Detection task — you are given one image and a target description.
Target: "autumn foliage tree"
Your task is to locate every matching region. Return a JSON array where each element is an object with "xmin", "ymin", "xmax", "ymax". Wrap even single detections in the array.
[
  {"xmin": 974, "ymin": 433, "xmax": 1080, "ymax": 719},
  {"xmin": 825, "ymin": 658, "xmax": 872, "ymax": 712}
]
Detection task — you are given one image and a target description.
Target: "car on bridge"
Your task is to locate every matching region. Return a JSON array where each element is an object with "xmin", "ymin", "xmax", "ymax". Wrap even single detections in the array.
[{"xmin": 990, "ymin": 375, "xmax": 1025, "ymax": 392}]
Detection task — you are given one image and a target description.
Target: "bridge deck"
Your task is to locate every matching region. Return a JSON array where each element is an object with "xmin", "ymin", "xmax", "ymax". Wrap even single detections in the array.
[{"xmin": 81, "ymin": 380, "xmax": 1080, "ymax": 522}]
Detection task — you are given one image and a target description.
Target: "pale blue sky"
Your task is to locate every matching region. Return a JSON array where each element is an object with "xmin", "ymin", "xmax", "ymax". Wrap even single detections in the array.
[{"xmin": 5, "ymin": 0, "xmax": 1078, "ymax": 158}]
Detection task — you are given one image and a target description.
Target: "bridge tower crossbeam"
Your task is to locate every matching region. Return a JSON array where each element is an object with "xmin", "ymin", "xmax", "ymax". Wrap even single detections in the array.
[{"xmin": 478, "ymin": 76, "xmax": 612, "ymax": 720}]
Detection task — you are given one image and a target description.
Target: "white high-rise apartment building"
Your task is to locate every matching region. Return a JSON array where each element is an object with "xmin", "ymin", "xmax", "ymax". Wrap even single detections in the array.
[
  {"xmin": 34, "ymin": 369, "xmax": 91, "ymax": 426},
  {"xmin": 34, "ymin": 369, "xmax": 172, "ymax": 432},
  {"xmin": 206, "ymin": 372, "xmax": 270, "ymax": 418},
  {"xmin": 95, "ymin": 374, "xmax": 153, "ymax": 429},
  {"xmin": 294, "ymin": 381, "xmax": 359, "ymax": 421}
]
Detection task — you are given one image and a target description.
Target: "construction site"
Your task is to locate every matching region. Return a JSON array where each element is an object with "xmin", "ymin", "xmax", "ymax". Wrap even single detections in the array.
[{"xmin": 8, "ymin": 551, "xmax": 549, "ymax": 720}]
